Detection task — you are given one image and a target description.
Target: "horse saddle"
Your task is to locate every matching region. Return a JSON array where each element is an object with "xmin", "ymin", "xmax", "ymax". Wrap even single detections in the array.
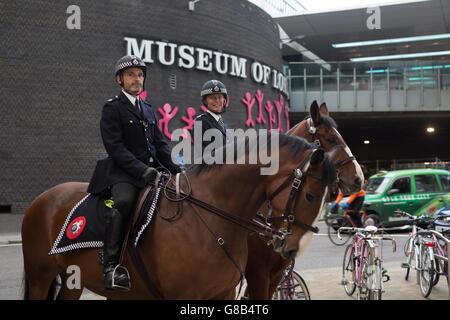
[{"xmin": 48, "ymin": 183, "xmax": 162, "ymax": 255}]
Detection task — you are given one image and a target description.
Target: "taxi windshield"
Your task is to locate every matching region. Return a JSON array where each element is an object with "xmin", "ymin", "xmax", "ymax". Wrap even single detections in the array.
[{"xmin": 365, "ymin": 177, "xmax": 388, "ymax": 194}]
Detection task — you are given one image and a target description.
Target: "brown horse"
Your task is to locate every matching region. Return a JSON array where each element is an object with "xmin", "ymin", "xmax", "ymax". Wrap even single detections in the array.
[
  {"xmin": 245, "ymin": 101, "xmax": 364, "ymax": 299},
  {"xmin": 22, "ymin": 134, "xmax": 336, "ymax": 299}
]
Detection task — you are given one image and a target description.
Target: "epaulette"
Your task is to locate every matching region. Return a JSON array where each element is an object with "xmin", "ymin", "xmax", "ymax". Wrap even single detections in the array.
[
  {"xmin": 195, "ymin": 113, "xmax": 206, "ymax": 120},
  {"xmin": 106, "ymin": 95, "xmax": 119, "ymax": 103}
]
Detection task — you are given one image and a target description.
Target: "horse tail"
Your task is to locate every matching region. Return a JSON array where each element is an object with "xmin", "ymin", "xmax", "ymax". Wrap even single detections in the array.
[{"xmin": 21, "ymin": 271, "xmax": 29, "ymax": 300}]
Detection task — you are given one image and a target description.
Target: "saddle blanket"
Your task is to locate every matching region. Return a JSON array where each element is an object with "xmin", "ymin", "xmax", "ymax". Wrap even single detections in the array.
[
  {"xmin": 48, "ymin": 186, "xmax": 162, "ymax": 255},
  {"xmin": 49, "ymin": 194, "xmax": 107, "ymax": 255}
]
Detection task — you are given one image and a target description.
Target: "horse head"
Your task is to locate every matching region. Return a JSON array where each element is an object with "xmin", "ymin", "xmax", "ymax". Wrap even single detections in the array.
[
  {"xmin": 288, "ymin": 100, "xmax": 364, "ymax": 196},
  {"xmin": 265, "ymin": 143, "xmax": 336, "ymax": 260}
]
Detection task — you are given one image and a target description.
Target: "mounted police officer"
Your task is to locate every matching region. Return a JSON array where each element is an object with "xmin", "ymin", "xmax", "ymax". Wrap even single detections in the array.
[
  {"xmin": 87, "ymin": 55, "xmax": 181, "ymax": 291},
  {"xmin": 194, "ymin": 80, "xmax": 230, "ymax": 155}
]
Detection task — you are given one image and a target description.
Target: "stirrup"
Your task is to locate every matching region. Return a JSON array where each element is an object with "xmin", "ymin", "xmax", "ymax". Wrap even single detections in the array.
[{"xmin": 111, "ymin": 265, "xmax": 131, "ymax": 291}]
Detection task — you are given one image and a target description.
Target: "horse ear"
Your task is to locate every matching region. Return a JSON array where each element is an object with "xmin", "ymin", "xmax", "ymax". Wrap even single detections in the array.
[
  {"xmin": 319, "ymin": 103, "xmax": 329, "ymax": 117},
  {"xmin": 310, "ymin": 149, "xmax": 325, "ymax": 167},
  {"xmin": 310, "ymin": 100, "xmax": 321, "ymax": 125}
]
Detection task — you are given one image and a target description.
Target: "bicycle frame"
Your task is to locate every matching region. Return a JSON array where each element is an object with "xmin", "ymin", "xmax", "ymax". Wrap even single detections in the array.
[
  {"xmin": 397, "ymin": 209, "xmax": 450, "ymax": 298},
  {"xmin": 340, "ymin": 226, "xmax": 396, "ymax": 300}
]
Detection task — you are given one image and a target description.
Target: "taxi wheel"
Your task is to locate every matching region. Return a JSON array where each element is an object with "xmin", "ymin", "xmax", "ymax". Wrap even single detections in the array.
[{"xmin": 364, "ymin": 213, "xmax": 380, "ymax": 227}]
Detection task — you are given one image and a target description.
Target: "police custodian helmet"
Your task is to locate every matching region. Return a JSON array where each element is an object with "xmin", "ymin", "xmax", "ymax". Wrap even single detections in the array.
[
  {"xmin": 114, "ymin": 55, "xmax": 147, "ymax": 78},
  {"xmin": 200, "ymin": 80, "xmax": 228, "ymax": 104}
]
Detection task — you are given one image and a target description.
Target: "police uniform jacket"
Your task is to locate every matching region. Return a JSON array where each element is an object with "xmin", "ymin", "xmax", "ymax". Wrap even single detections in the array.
[
  {"xmin": 87, "ymin": 92, "xmax": 180, "ymax": 194},
  {"xmin": 194, "ymin": 112, "xmax": 228, "ymax": 152}
]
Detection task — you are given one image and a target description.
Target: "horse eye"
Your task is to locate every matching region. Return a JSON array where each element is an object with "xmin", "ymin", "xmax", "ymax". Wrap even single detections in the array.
[{"xmin": 305, "ymin": 192, "xmax": 315, "ymax": 203}]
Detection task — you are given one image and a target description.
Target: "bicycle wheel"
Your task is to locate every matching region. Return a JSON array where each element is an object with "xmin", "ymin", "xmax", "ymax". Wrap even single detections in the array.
[
  {"xmin": 367, "ymin": 261, "xmax": 382, "ymax": 300},
  {"xmin": 403, "ymin": 238, "xmax": 414, "ymax": 281},
  {"xmin": 342, "ymin": 244, "xmax": 356, "ymax": 296},
  {"xmin": 419, "ymin": 245, "xmax": 435, "ymax": 298},
  {"xmin": 368, "ymin": 289, "xmax": 382, "ymax": 300},
  {"xmin": 272, "ymin": 271, "xmax": 311, "ymax": 300},
  {"xmin": 358, "ymin": 261, "xmax": 369, "ymax": 300},
  {"xmin": 328, "ymin": 217, "xmax": 352, "ymax": 246},
  {"xmin": 433, "ymin": 258, "xmax": 440, "ymax": 287}
]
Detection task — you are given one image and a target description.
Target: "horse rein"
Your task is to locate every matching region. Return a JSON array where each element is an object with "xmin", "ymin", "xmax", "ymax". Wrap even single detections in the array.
[
  {"xmin": 265, "ymin": 149, "xmax": 320, "ymax": 235},
  {"xmin": 160, "ymin": 180, "xmax": 281, "ymax": 239},
  {"xmin": 159, "ymin": 147, "xmax": 326, "ymax": 238}
]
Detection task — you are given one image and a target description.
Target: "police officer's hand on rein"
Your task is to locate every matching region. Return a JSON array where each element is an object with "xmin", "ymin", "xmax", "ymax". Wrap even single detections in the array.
[{"xmin": 141, "ymin": 167, "xmax": 158, "ymax": 185}]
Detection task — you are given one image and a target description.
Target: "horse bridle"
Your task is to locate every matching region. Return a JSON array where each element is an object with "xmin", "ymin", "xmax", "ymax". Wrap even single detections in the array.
[
  {"xmin": 306, "ymin": 118, "xmax": 356, "ymax": 191},
  {"xmin": 161, "ymin": 148, "xmax": 327, "ymax": 240},
  {"xmin": 265, "ymin": 149, "xmax": 322, "ymax": 236}
]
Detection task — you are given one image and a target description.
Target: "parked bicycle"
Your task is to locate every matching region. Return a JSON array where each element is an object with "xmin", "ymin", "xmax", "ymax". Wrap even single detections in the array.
[
  {"xmin": 238, "ymin": 261, "xmax": 310, "ymax": 300},
  {"xmin": 395, "ymin": 209, "xmax": 450, "ymax": 298},
  {"xmin": 340, "ymin": 225, "xmax": 396, "ymax": 300}
]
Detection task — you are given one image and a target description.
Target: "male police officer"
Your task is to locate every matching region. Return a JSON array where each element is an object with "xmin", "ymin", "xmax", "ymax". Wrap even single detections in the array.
[
  {"xmin": 87, "ymin": 55, "xmax": 180, "ymax": 291},
  {"xmin": 194, "ymin": 80, "xmax": 229, "ymax": 155}
]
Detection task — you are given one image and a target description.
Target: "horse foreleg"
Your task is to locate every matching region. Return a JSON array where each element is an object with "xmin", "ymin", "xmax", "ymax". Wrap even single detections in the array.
[{"xmin": 247, "ymin": 278, "xmax": 271, "ymax": 299}]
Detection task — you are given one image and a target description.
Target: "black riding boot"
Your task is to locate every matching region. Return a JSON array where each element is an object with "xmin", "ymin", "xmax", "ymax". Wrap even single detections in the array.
[{"xmin": 103, "ymin": 208, "xmax": 130, "ymax": 291}]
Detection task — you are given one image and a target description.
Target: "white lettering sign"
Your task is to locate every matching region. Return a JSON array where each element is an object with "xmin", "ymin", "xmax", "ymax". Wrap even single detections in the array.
[{"xmin": 123, "ymin": 37, "xmax": 288, "ymax": 95}]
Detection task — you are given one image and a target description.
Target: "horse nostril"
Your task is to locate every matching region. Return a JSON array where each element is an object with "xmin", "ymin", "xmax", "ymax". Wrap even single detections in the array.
[{"xmin": 354, "ymin": 177, "xmax": 362, "ymax": 187}]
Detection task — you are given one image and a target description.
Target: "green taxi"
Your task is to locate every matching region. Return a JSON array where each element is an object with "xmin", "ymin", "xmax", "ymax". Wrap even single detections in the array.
[{"xmin": 363, "ymin": 169, "xmax": 450, "ymax": 227}]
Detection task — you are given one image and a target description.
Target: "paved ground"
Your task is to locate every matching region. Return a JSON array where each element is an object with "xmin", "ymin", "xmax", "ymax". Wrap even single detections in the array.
[{"xmin": 299, "ymin": 261, "xmax": 449, "ymax": 300}]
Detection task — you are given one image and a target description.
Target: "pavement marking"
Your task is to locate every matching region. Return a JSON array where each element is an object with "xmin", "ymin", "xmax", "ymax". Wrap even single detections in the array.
[{"xmin": 0, "ymin": 243, "xmax": 23, "ymax": 248}]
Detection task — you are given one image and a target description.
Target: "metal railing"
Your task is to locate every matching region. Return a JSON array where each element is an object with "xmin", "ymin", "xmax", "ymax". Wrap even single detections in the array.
[{"xmin": 287, "ymin": 61, "xmax": 450, "ymax": 112}]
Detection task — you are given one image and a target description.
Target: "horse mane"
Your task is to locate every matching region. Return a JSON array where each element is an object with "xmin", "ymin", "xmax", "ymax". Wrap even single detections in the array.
[{"xmin": 189, "ymin": 134, "xmax": 314, "ymax": 176}]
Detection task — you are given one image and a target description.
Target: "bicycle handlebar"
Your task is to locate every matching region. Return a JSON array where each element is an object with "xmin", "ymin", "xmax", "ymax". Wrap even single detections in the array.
[
  {"xmin": 393, "ymin": 209, "xmax": 435, "ymax": 224},
  {"xmin": 337, "ymin": 227, "xmax": 397, "ymax": 251},
  {"xmin": 337, "ymin": 226, "xmax": 383, "ymax": 238},
  {"xmin": 417, "ymin": 229, "xmax": 450, "ymax": 244}
]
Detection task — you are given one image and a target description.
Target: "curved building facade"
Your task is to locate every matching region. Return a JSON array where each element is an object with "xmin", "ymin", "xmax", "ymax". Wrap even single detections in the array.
[{"xmin": 1, "ymin": 0, "xmax": 288, "ymax": 213}]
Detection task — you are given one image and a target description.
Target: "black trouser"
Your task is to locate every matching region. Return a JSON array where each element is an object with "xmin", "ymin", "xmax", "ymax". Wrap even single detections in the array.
[{"xmin": 111, "ymin": 182, "xmax": 140, "ymax": 221}]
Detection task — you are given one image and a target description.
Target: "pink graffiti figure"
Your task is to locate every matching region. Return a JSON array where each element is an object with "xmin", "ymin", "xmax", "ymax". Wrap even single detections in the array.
[
  {"xmin": 241, "ymin": 92, "xmax": 256, "ymax": 127},
  {"xmin": 139, "ymin": 90, "xmax": 148, "ymax": 102},
  {"xmin": 200, "ymin": 105, "xmax": 208, "ymax": 113},
  {"xmin": 274, "ymin": 95, "xmax": 285, "ymax": 133},
  {"xmin": 284, "ymin": 103, "xmax": 290, "ymax": 131},
  {"xmin": 157, "ymin": 103, "xmax": 179, "ymax": 140},
  {"xmin": 255, "ymin": 90, "xmax": 266, "ymax": 125},
  {"xmin": 181, "ymin": 107, "xmax": 197, "ymax": 140},
  {"xmin": 265, "ymin": 101, "xmax": 277, "ymax": 132}
]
